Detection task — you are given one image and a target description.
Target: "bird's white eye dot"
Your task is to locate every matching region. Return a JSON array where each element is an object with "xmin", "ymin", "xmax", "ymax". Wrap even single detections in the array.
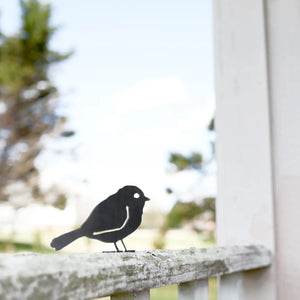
[{"xmin": 134, "ymin": 193, "xmax": 140, "ymax": 199}]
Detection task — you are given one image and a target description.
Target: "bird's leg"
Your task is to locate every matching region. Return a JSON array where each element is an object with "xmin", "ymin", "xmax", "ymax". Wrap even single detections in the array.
[
  {"xmin": 114, "ymin": 242, "xmax": 122, "ymax": 252},
  {"xmin": 121, "ymin": 239, "xmax": 127, "ymax": 251},
  {"xmin": 121, "ymin": 239, "xmax": 135, "ymax": 252}
]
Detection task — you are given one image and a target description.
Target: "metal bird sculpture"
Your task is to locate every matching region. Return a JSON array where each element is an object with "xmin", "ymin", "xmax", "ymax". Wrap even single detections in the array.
[{"xmin": 50, "ymin": 185, "xmax": 150, "ymax": 252}]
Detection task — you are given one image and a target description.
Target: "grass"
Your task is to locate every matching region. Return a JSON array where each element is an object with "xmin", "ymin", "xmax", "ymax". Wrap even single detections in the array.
[
  {"xmin": 97, "ymin": 280, "xmax": 217, "ymax": 300},
  {"xmin": 0, "ymin": 228, "xmax": 215, "ymax": 253},
  {"xmin": 150, "ymin": 278, "xmax": 217, "ymax": 300},
  {"xmin": 0, "ymin": 240, "xmax": 52, "ymax": 253},
  {"xmin": 151, "ymin": 285, "xmax": 177, "ymax": 300}
]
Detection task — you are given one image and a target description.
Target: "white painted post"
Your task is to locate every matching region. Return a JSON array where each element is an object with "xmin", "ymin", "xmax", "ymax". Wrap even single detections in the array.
[
  {"xmin": 111, "ymin": 290, "xmax": 150, "ymax": 300},
  {"xmin": 135, "ymin": 290, "xmax": 150, "ymax": 300},
  {"xmin": 215, "ymin": 0, "xmax": 300, "ymax": 298},
  {"xmin": 265, "ymin": 1, "xmax": 300, "ymax": 298},
  {"xmin": 213, "ymin": 0, "xmax": 276, "ymax": 299},
  {"xmin": 178, "ymin": 279, "xmax": 209, "ymax": 300},
  {"xmin": 218, "ymin": 273, "xmax": 243, "ymax": 300}
]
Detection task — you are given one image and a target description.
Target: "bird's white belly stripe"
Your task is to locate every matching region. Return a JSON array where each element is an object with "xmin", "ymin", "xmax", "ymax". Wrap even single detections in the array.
[{"xmin": 92, "ymin": 206, "xmax": 129, "ymax": 235}]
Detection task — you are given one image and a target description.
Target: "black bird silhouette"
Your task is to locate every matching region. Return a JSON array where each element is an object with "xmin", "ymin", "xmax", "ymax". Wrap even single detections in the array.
[{"xmin": 50, "ymin": 185, "xmax": 150, "ymax": 252}]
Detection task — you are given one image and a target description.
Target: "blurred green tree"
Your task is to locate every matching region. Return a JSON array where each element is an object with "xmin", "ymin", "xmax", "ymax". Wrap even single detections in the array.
[
  {"xmin": 169, "ymin": 152, "xmax": 203, "ymax": 171},
  {"xmin": 166, "ymin": 118, "xmax": 215, "ymax": 229},
  {"xmin": 153, "ymin": 118, "xmax": 216, "ymax": 249},
  {"xmin": 166, "ymin": 197, "xmax": 215, "ymax": 229},
  {"xmin": 0, "ymin": 0, "xmax": 72, "ymax": 207}
]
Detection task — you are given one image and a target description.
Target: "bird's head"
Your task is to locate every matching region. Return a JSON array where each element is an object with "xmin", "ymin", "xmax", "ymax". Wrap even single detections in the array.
[{"xmin": 118, "ymin": 185, "xmax": 150, "ymax": 208}]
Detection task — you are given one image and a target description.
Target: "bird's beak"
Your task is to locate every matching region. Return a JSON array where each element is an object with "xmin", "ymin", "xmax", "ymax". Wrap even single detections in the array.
[{"xmin": 144, "ymin": 196, "xmax": 150, "ymax": 201}]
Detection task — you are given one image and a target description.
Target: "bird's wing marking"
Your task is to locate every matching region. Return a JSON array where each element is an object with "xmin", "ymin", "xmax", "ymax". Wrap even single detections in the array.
[{"xmin": 92, "ymin": 206, "xmax": 129, "ymax": 235}]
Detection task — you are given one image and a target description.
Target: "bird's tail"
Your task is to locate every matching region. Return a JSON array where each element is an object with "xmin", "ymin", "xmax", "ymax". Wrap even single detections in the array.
[{"xmin": 50, "ymin": 228, "xmax": 83, "ymax": 251}]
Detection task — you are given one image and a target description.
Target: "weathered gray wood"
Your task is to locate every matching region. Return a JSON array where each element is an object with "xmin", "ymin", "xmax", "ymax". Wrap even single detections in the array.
[
  {"xmin": 178, "ymin": 279, "xmax": 208, "ymax": 300},
  {"xmin": 0, "ymin": 245, "xmax": 271, "ymax": 300}
]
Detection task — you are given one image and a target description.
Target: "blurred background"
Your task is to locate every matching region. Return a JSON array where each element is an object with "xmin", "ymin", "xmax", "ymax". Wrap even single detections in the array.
[{"xmin": 0, "ymin": 0, "xmax": 216, "ymax": 254}]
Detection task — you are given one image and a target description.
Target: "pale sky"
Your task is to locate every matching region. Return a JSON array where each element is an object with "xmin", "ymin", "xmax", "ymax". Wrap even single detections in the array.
[{"xmin": 0, "ymin": 0, "xmax": 215, "ymax": 215}]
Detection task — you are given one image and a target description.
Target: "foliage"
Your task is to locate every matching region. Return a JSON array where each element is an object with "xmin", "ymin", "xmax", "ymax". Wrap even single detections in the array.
[
  {"xmin": 0, "ymin": 239, "xmax": 52, "ymax": 253},
  {"xmin": 166, "ymin": 197, "xmax": 215, "ymax": 229},
  {"xmin": 154, "ymin": 117, "xmax": 216, "ymax": 249},
  {"xmin": 169, "ymin": 152, "xmax": 203, "ymax": 171},
  {"xmin": 208, "ymin": 117, "xmax": 214, "ymax": 131},
  {"xmin": 150, "ymin": 278, "xmax": 217, "ymax": 300},
  {"xmin": 0, "ymin": 0, "xmax": 72, "ymax": 205}
]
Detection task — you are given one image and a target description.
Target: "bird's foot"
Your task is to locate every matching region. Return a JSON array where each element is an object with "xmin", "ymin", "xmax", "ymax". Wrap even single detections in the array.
[{"xmin": 102, "ymin": 250, "xmax": 135, "ymax": 253}]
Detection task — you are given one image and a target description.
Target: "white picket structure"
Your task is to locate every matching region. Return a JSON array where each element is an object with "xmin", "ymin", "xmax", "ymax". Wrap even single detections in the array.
[{"xmin": 214, "ymin": 0, "xmax": 300, "ymax": 299}]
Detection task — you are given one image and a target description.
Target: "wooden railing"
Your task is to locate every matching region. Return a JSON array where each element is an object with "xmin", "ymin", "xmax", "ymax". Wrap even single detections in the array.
[{"xmin": 0, "ymin": 245, "xmax": 271, "ymax": 300}]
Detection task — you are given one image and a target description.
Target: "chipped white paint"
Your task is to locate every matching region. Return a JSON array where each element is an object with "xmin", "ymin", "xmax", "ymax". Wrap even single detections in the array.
[{"xmin": 0, "ymin": 245, "xmax": 271, "ymax": 300}]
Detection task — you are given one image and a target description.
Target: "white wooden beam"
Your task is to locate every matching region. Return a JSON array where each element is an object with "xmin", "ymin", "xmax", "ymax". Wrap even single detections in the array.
[
  {"xmin": 214, "ymin": 0, "xmax": 275, "ymax": 249},
  {"xmin": 265, "ymin": 0, "xmax": 300, "ymax": 298},
  {"xmin": 213, "ymin": 0, "xmax": 276, "ymax": 299}
]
